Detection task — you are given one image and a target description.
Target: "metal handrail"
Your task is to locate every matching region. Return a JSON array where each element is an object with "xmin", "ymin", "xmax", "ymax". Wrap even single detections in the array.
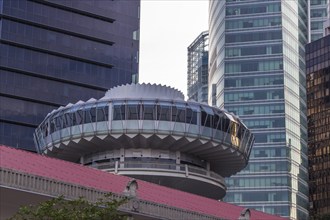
[{"xmin": 92, "ymin": 161, "xmax": 225, "ymax": 185}]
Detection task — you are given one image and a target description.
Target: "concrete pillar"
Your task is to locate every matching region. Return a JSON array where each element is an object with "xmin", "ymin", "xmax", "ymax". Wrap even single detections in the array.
[
  {"xmin": 176, "ymin": 151, "xmax": 180, "ymax": 171},
  {"xmin": 206, "ymin": 162, "xmax": 210, "ymax": 176},
  {"xmin": 120, "ymin": 148, "xmax": 125, "ymax": 168}
]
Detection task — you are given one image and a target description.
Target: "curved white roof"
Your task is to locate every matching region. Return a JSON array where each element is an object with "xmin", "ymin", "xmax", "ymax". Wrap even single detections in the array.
[{"xmin": 102, "ymin": 83, "xmax": 185, "ymax": 101}]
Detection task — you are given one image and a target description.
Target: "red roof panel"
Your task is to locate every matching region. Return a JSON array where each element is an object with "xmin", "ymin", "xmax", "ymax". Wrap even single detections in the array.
[{"xmin": 0, "ymin": 145, "xmax": 285, "ymax": 220}]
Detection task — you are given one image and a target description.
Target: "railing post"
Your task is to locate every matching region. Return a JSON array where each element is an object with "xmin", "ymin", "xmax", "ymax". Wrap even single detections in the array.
[
  {"xmin": 115, "ymin": 161, "xmax": 118, "ymax": 173},
  {"xmin": 120, "ymin": 148, "xmax": 125, "ymax": 168},
  {"xmin": 206, "ymin": 162, "xmax": 210, "ymax": 176},
  {"xmin": 176, "ymin": 151, "xmax": 180, "ymax": 171},
  {"xmin": 185, "ymin": 164, "xmax": 189, "ymax": 177},
  {"xmin": 80, "ymin": 156, "xmax": 84, "ymax": 165}
]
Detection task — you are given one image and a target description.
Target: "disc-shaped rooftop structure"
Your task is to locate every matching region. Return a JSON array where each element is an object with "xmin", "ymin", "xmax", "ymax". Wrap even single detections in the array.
[{"xmin": 34, "ymin": 84, "xmax": 254, "ymax": 199}]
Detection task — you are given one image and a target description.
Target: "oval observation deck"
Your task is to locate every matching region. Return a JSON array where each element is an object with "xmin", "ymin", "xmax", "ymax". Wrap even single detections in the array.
[{"xmin": 34, "ymin": 83, "xmax": 254, "ymax": 199}]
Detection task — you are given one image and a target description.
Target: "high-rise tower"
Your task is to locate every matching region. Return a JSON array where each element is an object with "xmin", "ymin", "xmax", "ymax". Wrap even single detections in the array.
[
  {"xmin": 309, "ymin": 0, "xmax": 329, "ymax": 41},
  {"xmin": 306, "ymin": 22, "xmax": 330, "ymax": 219},
  {"xmin": 208, "ymin": 1, "xmax": 309, "ymax": 219},
  {"xmin": 0, "ymin": 0, "xmax": 140, "ymax": 151},
  {"xmin": 187, "ymin": 31, "xmax": 209, "ymax": 103}
]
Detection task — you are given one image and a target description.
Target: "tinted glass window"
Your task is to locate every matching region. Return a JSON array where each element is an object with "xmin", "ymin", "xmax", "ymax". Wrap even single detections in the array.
[
  {"xmin": 157, "ymin": 105, "xmax": 171, "ymax": 121},
  {"xmin": 127, "ymin": 104, "xmax": 140, "ymax": 120},
  {"xmin": 113, "ymin": 105, "xmax": 125, "ymax": 120},
  {"xmin": 186, "ymin": 108, "xmax": 197, "ymax": 124},
  {"xmin": 142, "ymin": 104, "xmax": 156, "ymax": 120}
]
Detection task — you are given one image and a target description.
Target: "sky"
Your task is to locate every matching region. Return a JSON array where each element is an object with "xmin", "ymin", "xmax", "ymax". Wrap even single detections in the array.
[{"xmin": 139, "ymin": 1, "xmax": 209, "ymax": 98}]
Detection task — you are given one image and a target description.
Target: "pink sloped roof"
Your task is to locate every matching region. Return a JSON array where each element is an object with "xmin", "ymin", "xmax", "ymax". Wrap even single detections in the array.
[{"xmin": 0, "ymin": 145, "xmax": 285, "ymax": 220}]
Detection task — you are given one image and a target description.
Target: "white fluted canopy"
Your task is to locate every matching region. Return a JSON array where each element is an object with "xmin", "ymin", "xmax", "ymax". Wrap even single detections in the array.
[{"xmin": 103, "ymin": 83, "xmax": 184, "ymax": 100}]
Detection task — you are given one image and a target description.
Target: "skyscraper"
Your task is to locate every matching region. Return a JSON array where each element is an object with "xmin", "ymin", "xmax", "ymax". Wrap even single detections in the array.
[
  {"xmin": 187, "ymin": 31, "xmax": 209, "ymax": 103},
  {"xmin": 0, "ymin": 0, "xmax": 140, "ymax": 151},
  {"xmin": 306, "ymin": 25, "xmax": 330, "ymax": 218},
  {"xmin": 310, "ymin": 0, "xmax": 329, "ymax": 41},
  {"xmin": 208, "ymin": 1, "xmax": 309, "ymax": 219}
]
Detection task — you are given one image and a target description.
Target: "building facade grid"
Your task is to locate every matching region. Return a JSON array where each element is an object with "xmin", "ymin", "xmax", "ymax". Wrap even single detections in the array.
[
  {"xmin": 306, "ymin": 34, "xmax": 330, "ymax": 218},
  {"xmin": 309, "ymin": 0, "xmax": 329, "ymax": 41},
  {"xmin": 0, "ymin": 0, "xmax": 140, "ymax": 151},
  {"xmin": 208, "ymin": 1, "xmax": 309, "ymax": 219},
  {"xmin": 187, "ymin": 31, "xmax": 209, "ymax": 103}
]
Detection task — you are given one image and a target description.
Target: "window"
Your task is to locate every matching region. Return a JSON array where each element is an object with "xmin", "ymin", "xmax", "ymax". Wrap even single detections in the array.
[
  {"xmin": 172, "ymin": 103, "xmax": 186, "ymax": 123},
  {"xmin": 201, "ymin": 111, "xmax": 212, "ymax": 127},
  {"xmin": 157, "ymin": 104, "xmax": 171, "ymax": 121},
  {"xmin": 83, "ymin": 109, "xmax": 92, "ymax": 124},
  {"xmin": 127, "ymin": 104, "xmax": 140, "ymax": 120},
  {"xmin": 213, "ymin": 114, "xmax": 221, "ymax": 129},
  {"xmin": 142, "ymin": 104, "xmax": 156, "ymax": 120},
  {"xmin": 113, "ymin": 104, "xmax": 125, "ymax": 120},
  {"xmin": 97, "ymin": 105, "xmax": 108, "ymax": 122},
  {"xmin": 76, "ymin": 110, "xmax": 83, "ymax": 125},
  {"xmin": 222, "ymin": 118, "xmax": 230, "ymax": 132},
  {"xmin": 63, "ymin": 113, "xmax": 72, "ymax": 128},
  {"xmin": 186, "ymin": 107, "xmax": 198, "ymax": 124},
  {"xmin": 90, "ymin": 107, "xmax": 96, "ymax": 122}
]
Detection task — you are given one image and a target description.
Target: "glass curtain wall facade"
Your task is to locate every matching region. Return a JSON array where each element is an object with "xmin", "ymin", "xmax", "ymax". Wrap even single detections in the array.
[
  {"xmin": 209, "ymin": 0, "xmax": 309, "ymax": 219},
  {"xmin": 187, "ymin": 31, "xmax": 209, "ymax": 103},
  {"xmin": 309, "ymin": 0, "xmax": 329, "ymax": 42},
  {"xmin": 0, "ymin": 0, "xmax": 140, "ymax": 151},
  {"xmin": 306, "ymin": 34, "xmax": 330, "ymax": 219}
]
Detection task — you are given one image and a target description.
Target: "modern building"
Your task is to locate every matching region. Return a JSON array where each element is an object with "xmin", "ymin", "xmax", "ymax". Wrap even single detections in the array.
[
  {"xmin": 187, "ymin": 31, "xmax": 209, "ymax": 103},
  {"xmin": 325, "ymin": 18, "xmax": 330, "ymax": 35},
  {"xmin": 306, "ymin": 29, "xmax": 330, "ymax": 218},
  {"xmin": 310, "ymin": 0, "xmax": 329, "ymax": 42},
  {"xmin": 34, "ymin": 83, "xmax": 254, "ymax": 200},
  {"xmin": 208, "ymin": 1, "xmax": 309, "ymax": 219},
  {"xmin": 0, "ymin": 0, "xmax": 140, "ymax": 151},
  {"xmin": 0, "ymin": 145, "xmax": 285, "ymax": 220}
]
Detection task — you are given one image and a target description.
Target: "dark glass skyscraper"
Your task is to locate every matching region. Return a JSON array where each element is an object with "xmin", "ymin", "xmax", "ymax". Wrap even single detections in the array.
[
  {"xmin": 306, "ymin": 33, "xmax": 330, "ymax": 219},
  {"xmin": 0, "ymin": 0, "xmax": 140, "ymax": 151},
  {"xmin": 209, "ymin": 1, "xmax": 309, "ymax": 219},
  {"xmin": 187, "ymin": 31, "xmax": 209, "ymax": 103},
  {"xmin": 310, "ymin": 0, "xmax": 329, "ymax": 41}
]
